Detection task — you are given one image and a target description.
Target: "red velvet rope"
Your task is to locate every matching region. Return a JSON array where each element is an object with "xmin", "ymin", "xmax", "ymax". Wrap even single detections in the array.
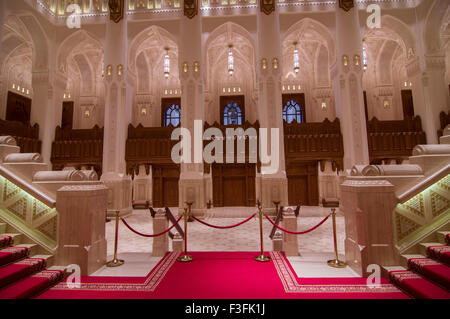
[
  {"xmin": 191, "ymin": 214, "xmax": 256, "ymax": 230},
  {"xmin": 121, "ymin": 216, "xmax": 183, "ymax": 238},
  {"xmin": 265, "ymin": 214, "xmax": 330, "ymax": 235}
]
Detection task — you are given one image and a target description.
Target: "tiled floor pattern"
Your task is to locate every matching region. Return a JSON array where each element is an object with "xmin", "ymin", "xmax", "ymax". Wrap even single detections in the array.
[{"xmin": 99, "ymin": 207, "xmax": 352, "ymax": 278}]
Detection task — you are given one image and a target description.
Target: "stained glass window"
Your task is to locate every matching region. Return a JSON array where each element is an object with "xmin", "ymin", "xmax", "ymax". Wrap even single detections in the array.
[
  {"xmin": 283, "ymin": 100, "xmax": 305, "ymax": 123},
  {"xmin": 223, "ymin": 102, "xmax": 243, "ymax": 125},
  {"xmin": 164, "ymin": 104, "xmax": 181, "ymax": 127}
]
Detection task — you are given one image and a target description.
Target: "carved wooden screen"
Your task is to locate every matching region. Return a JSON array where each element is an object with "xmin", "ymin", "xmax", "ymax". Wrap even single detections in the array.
[
  {"xmin": 6, "ymin": 91, "xmax": 31, "ymax": 124},
  {"xmin": 0, "ymin": 119, "xmax": 41, "ymax": 153}
]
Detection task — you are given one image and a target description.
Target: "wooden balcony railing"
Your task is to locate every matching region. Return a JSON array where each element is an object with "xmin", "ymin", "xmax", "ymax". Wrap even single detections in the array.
[
  {"xmin": 0, "ymin": 119, "xmax": 41, "ymax": 153},
  {"xmin": 367, "ymin": 116, "xmax": 426, "ymax": 164},
  {"xmin": 51, "ymin": 126, "xmax": 103, "ymax": 175},
  {"xmin": 126, "ymin": 124, "xmax": 178, "ymax": 175},
  {"xmin": 284, "ymin": 118, "xmax": 344, "ymax": 171}
]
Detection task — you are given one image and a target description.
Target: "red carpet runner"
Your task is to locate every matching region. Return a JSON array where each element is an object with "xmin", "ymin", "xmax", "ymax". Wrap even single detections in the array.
[{"xmin": 38, "ymin": 252, "xmax": 408, "ymax": 299}]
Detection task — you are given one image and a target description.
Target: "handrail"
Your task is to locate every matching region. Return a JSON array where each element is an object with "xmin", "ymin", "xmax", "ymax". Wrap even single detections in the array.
[
  {"xmin": 0, "ymin": 165, "xmax": 56, "ymax": 208},
  {"xmin": 397, "ymin": 164, "xmax": 450, "ymax": 203}
]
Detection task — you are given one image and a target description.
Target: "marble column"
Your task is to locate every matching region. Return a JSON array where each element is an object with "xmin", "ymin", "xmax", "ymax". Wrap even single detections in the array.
[
  {"xmin": 178, "ymin": 13, "xmax": 206, "ymax": 216},
  {"xmin": 406, "ymin": 55, "xmax": 448, "ymax": 144},
  {"xmin": 332, "ymin": 4, "xmax": 370, "ymax": 170},
  {"xmin": 101, "ymin": 15, "xmax": 133, "ymax": 217},
  {"xmin": 31, "ymin": 71, "xmax": 53, "ymax": 164},
  {"xmin": 256, "ymin": 8, "xmax": 288, "ymax": 211}
]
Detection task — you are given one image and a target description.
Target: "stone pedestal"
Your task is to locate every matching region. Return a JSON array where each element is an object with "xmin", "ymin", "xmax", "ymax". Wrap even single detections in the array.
[
  {"xmin": 282, "ymin": 209, "xmax": 299, "ymax": 256},
  {"xmin": 56, "ymin": 184, "xmax": 108, "ymax": 276},
  {"xmin": 179, "ymin": 176, "xmax": 206, "ymax": 217},
  {"xmin": 341, "ymin": 179, "xmax": 398, "ymax": 276},
  {"xmin": 101, "ymin": 172, "xmax": 132, "ymax": 218},
  {"xmin": 272, "ymin": 231, "xmax": 283, "ymax": 252},
  {"xmin": 260, "ymin": 174, "xmax": 288, "ymax": 214},
  {"xmin": 172, "ymin": 232, "xmax": 183, "ymax": 252},
  {"xmin": 132, "ymin": 165, "xmax": 152, "ymax": 205},
  {"xmin": 152, "ymin": 209, "xmax": 168, "ymax": 257}
]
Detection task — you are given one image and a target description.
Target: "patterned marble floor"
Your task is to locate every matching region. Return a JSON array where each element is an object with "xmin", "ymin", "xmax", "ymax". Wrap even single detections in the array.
[
  {"xmin": 106, "ymin": 207, "xmax": 344, "ymax": 254},
  {"xmin": 99, "ymin": 207, "xmax": 350, "ymax": 277}
]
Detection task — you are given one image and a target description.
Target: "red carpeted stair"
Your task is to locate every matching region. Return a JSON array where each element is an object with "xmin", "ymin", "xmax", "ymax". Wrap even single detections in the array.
[
  {"xmin": 387, "ymin": 234, "xmax": 450, "ymax": 299},
  {"xmin": 0, "ymin": 227, "xmax": 66, "ymax": 299}
]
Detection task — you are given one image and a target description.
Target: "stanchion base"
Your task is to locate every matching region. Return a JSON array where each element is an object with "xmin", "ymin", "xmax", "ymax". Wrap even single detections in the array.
[
  {"xmin": 327, "ymin": 259, "xmax": 347, "ymax": 268},
  {"xmin": 106, "ymin": 259, "xmax": 124, "ymax": 268},
  {"xmin": 177, "ymin": 254, "xmax": 194, "ymax": 262},
  {"xmin": 254, "ymin": 254, "xmax": 271, "ymax": 262}
]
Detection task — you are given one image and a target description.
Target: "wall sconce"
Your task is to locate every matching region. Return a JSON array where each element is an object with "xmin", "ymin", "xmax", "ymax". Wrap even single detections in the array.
[
  {"xmin": 261, "ymin": 58, "xmax": 267, "ymax": 70},
  {"xmin": 353, "ymin": 55, "xmax": 360, "ymax": 66},
  {"xmin": 117, "ymin": 64, "xmax": 123, "ymax": 76},
  {"xmin": 272, "ymin": 58, "xmax": 279, "ymax": 70},
  {"xmin": 383, "ymin": 100, "xmax": 390, "ymax": 108},
  {"xmin": 342, "ymin": 55, "xmax": 349, "ymax": 67},
  {"xmin": 321, "ymin": 102, "xmax": 327, "ymax": 110},
  {"xmin": 183, "ymin": 62, "xmax": 188, "ymax": 73},
  {"xmin": 141, "ymin": 107, "xmax": 147, "ymax": 116},
  {"xmin": 106, "ymin": 65, "xmax": 112, "ymax": 76},
  {"xmin": 194, "ymin": 61, "xmax": 200, "ymax": 73},
  {"xmin": 84, "ymin": 109, "xmax": 91, "ymax": 118}
]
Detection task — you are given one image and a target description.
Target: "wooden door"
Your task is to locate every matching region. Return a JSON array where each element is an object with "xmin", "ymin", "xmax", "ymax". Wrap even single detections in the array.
[
  {"xmin": 152, "ymin": 165, "xmax": 180, "ymax": 207},
  {"xmin": 212, "ymin": 163, "xmax": 255, "ymax": 207},
  {"xmin": 286, "ymin": 162, "xmax": 319, "ymax": 206},
  {"xmin": 401, "ymin": 90, "xmax": 414, "ymax": 119},
  {"xmin": 61, "ymin": 102, "xmax": 74, "ymax": 129},
  {"xmin": 6, "ymin": 91, "xmax": 31, "ymax": 123}
]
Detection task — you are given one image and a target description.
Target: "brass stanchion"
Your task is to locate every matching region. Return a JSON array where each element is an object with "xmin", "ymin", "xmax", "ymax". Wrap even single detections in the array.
[
  {"xmin": 177, "ymin": 204, "xmax": 194, "ymax": 262},
  {"xmin": 273, "ymin": 200, "xmax": 281, "ymax": 217},
  {"xmin": 255, "ymin": 203, "xmax": 271, "ymax": 262},
  {"xmin": 106, "ymin": 210, "xmax": 124, "ymax": 267},
  {"xmin": 327, "ymin": 208, "xmax": 346, "ymax": 268}
]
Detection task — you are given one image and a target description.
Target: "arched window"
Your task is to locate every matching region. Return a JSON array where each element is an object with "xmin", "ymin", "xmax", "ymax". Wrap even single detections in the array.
[
  {"xmin": 283, "ymin": 99, "xmax": 305, "ymax": 123},
  {"xmin": 223, "ymin": 102, "xmax": 243, "ymax": 126},
  {"xmin": 164, "ymin": 103, "xmax": 181, "ymax": 127}
]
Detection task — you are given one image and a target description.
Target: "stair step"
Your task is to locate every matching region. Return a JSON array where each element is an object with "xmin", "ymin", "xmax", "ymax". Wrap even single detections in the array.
[
  {"xmin": 32, "ymin": 255, "xmax": 54, "ymax": 268},
  {"xmin": 419, "ymin": 243, "xmax": 442, "ymax": 257},
  {"xmin": 0, "ymin": 223, "xmax": 6, "ymax": 234},
  {"xmin": 437, "ymin": 231, "xmax": 450, "ymax": 245},
  {"xmin": 0, "ymin": 246, "xmax": 31, "ymax": 267},
  {"xmin": 407, "ymin": 257, "xmax": 450, "ymax": 290},
  {"xmin": 2, "ymin": 234, "xmax": 22, "ymax": 246},
  {"xmin": 17, "ymin": 244, "xmax": 38, "ymax": 257},
  {"xmin": 401, "ymin": 254, "xmax": 425, "ymax": 268},
  {"xmin": 0, "ymin": 268, "xmax": 65, "ymax": 299},
  {"xmin": 389, "ymin": 269, "xmax": 450, "ymax": 299},
  {"xmin": 0, "ymin": 258, "xmax": 47, "ymax": 288},
  {"xmin": 427, "ymin": 245, "xmax": 450, "ymax": 265}
]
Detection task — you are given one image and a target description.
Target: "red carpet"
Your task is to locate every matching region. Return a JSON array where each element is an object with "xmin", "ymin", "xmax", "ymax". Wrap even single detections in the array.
[
  {"xmin": 37, "ymin": 252, "xmax": 407, "ymax": 299},
  {"xmin": 0, "ymin": 269, "xmax": 64, "ymax": 299},
  {"xmin": 0, "ymin": 258, "xmax": 46, "ymax": 288},
  {"xmin": 0, "ymin": 235, "xmax": 12, "ymax": 249},
  {"xmin": 407, "ymin": 258, "xmax": 450, "ymax": 290},
  {"xmin": 389, "ymin": 270, "xmax": 450, "ymax": 299},
  {"xmin": 0, "ymin": 247, "xmax": 29, "ymax": 267},
  {"xmin": 427, "ymin": 245, "xmax": 450, "ymax": 265}
]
